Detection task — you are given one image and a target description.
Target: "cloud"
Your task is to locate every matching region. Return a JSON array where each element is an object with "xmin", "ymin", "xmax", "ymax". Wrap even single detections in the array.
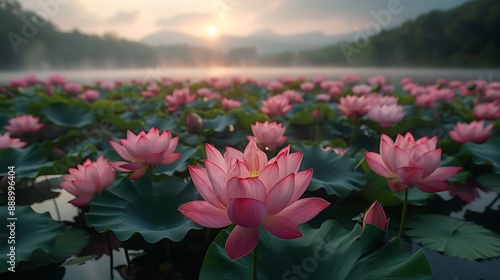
[
  {"xmin": 156, "ymin": 12, "xmax": 215, "ymax": 27},
  {"xmin": 108, "ymin": 11, "xmax": 140, "ymax": 24}
]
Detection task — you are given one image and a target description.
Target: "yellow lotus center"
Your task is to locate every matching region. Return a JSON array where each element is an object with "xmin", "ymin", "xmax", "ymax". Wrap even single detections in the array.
[{"xmin": 249, "ymin": 170, "xmax": 260, "ymax": 178}]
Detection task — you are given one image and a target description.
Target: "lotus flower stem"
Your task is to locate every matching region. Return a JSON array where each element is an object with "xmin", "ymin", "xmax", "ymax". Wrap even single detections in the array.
[
  {"xmin": 349, "ymin": 118, "xmax": 359, "ymax": 145},
  {"xmin": 124, "ymin": 247, "xmax": 131, "ymax": 275},
  {"xmin": 314, "ymin": 123, "xmax": 321, "ymax": 143},
  {"xmin": 253, "ymin": 244, "xmax": 258, "ymax": 280},
  {"xmin": 398, "ymin": 188, "xmax": 409, "ymax": 239},
  {"xmin": 353, "ymin": 157, "xmax": 365, "ymax": 170},
  {"xmin": 106, "ymin": 232, "xmax": 114, "ymax": 279},
  {"xmin": 203, "ymin": 228, "xmax": 212, "ymax": 243},
  {"xmin": 52, "ymin": 198, "xmax": 61, "ymax": 221}
]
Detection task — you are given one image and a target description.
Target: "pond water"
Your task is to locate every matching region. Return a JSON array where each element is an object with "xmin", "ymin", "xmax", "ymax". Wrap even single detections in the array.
[{"xmin": 1, "ymin": 67, "xmax": 500, "ymax": 84}]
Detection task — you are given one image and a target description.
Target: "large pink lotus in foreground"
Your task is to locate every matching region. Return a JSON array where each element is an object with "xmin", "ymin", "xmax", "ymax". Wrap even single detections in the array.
[
  {"xmin": 365, "ymin": 132, "xmax": 461, "ymax": 193},
  {"xmin": 179, "ymin": 139, "xmax": 330, "ymax": 260}
]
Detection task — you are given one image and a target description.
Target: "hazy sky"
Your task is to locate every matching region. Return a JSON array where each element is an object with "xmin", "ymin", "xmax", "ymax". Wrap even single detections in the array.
[{"xmin": 17, "ymin": 0, "xmax": 470, "ymax": 40}]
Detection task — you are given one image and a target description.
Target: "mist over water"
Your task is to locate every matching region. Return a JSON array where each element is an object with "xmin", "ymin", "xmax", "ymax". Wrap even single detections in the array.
[{"xmin": 1, "ymin": 67, "xmax": 499, "ymax": 84}]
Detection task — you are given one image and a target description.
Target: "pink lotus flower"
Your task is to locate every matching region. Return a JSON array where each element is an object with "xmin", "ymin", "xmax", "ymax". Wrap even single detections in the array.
[
  {"xmin": 5, "ymin": 115, "xmax": 43, "ymax": 136},
  {"xmin": 368, "ymin": 104, "xmax": 405, "ymax": 127},
  {"xmin": 473, "ymin": 103, "xmax": 500, "ymax": 120},
  {"xmin": 165, "ymin": 88, "xmax": 196, "ymax": 112},
  {"xmin": 24, "ymin": 74, "xmax": 42, "ymax": 86},
  {"xmin": 342, "ymin": 74, "xmax": 361, "ymax": 84},
  {"xmin": 0, "ymin": 132, "xmax": 26, "ymax": 149},
  {"xmin": 367, "ymin": 74, "xmax": 387, "ymax": 86},
  {"xmin": 109, "ymin": 128, "xmax": 181, "ymax": 179},
  {"xmin": 316, "ymin": 93, "xmax": 331, "ymax": 102},
  {"xmin": 63, "ymin": 82, "xmax": 83, "ymax": 95},
  {"xmin": 448, "ymin": 120, "xmax": 493, "ymax": 144},
  {"xmin": 312, "ymin": 76, "xmax": 324, "ymax": 84},
  {"xmin": 328, "ymin": 86, "xmax": 341, "ymax": 97},
  {"xmin": 436, "ymin": 78, "xmax": 447, "ymax": 86},
  {"xmin": 281, "ymin": 90, "xmax": 304, "ymax": 103},
  {"xmin": 221, "ymin": 98, "xmax": 242, "ymax": 111},
  {"xmin": 434, "ymin": 88, "xmax": 455, "ymax": 101},
  {"xmin": 400, "ymin": 77, "xmax": 414, "ymax": 85},
  {"xmin": 363, "ymin": 201, "xmax": 388, "ymax": 231},
  {"xmin": 260, "ymin": 95, "xmax": 292, "ymax": 117},
  {"xmin": 249, "ymin": 121, "xmax": 288, "ymax": 149},
  {"xmin": 79, "ymin": 89, "xmax": 100, "ymax": 102},
  {"xmin": 267, "ymin": 81, "xmax": 283, "ymax": 92},
  {"xmin": 365, "ymin": 133, "xmax": 461, "ymax": 192},
  {"xmin": 59, "ymin": 156, "xmax": 115, "ymax": 207},
  {"xmin": 448, "ymin": 181, "xmax": 485, "ymax": 203},
  {"xmin": 449, "ymin": 80, "xmax": 464, "ymax": 89},
  {"xmin": 141, "ymin": 90, "xmax": 156, "ymax": 98},
  {"xmin": 146, "ymin": 83, "xmax": 160, "ymax": 94},
  {"xmin": 214, "ymin": 80, "xmax": 231, "ymax": 91},
  {"xmin": 322, "ymin": 146, "xmax": 346, "ymax": 156},
  {"xmin": 178, "ymin": 139, "xmax": 330, "ymax": 260},
  {"xmin": 415, "ymin": 93, "xmax": 437, "ymax": 108},
  {"xmin": 352, "ymin": 84, "xmax": 371, "ymax": 95},
  {"xmin": 9, "ymin": 78, "xmax": 28, "ymax": 88},
  {"xmin": 372, "ymin": 95, "xmax": 398, "ymax": 106},
  {"xmin": 381, "ymin": 85, "xmax": 395, "ymax": 94},
  {"xmin": 338, "ymin": 95, "xmax": 372, "ymax": 119},
  {"xmin": 47, "ymin": 74, "xmax": 66, "ymax": 86},
  {"xmin": 99, "ymin": 81, "xmax": 115, "ymax": 91},
  {"xmin": 300, "ymin": 82, "xmax": 314, "ymax": 92}
]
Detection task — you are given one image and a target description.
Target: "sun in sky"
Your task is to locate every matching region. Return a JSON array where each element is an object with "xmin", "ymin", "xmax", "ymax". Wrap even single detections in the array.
[{"xmin": 207, "ymin": 26, "xmax": 218, "ymax": 37}]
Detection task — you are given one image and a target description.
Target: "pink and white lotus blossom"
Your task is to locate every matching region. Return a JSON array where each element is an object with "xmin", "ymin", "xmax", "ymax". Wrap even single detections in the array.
[
  {"xmin": 260, "ymin": 95, "xmax": 292, "ymax": 117},
  {"xmin": 165, "ymin": 87, "xmax": 196, "ymax": 112},
  {"xmin": 367, "ymin": 74, "xmax": 387, "ymax": 86},
  {"xmin": 9, "ymin": 78, "xmax": 28, "ymax": 88},
  {"xmin": 281, "ymin": 90, "xmax": 304, "ymax": 103},
  {"xmin": 365, "ymin": 133, "xmax": 461, "ymax": 192},
  {"xmin": 363, "ymin": 201, "xmax": 388, "ymax": 231},
  {"xmin": 0, "ymin": 132, "xmax": 26, "ymax": 149},
  {"xmin": 312, "ymin": 76, "xmax": 324, "ymax": 84},
  {"xmin": 342, "ymin": 74, "xmax": 361, "ymax": 84},
  {"xmin": 59, "ymin": 156, "xmax": 115, "ymax": 207},
  {"xmin": 178, "ymin": 139, "xmax": 330, "ymax": 260},
  {"xmin": 400, "ymin": 77, "xmax": 414, "ymax": 85},
  {"xmin": 99, "ymin": 81, "xmax": 115, "ymax": 91},
  {"xmin": 249, "ymin": 121, "xmax": 288, "ymax": 149},
  {"xmin": 267, "ymin": 81, "xmax": 283, "ymax": 92},
  {"xmin": 109, "ymin": 128, "xmax": 181, "ymax": 179},
  {"xmin": 449, "ymin": 80, "xmax": 464, "ymax": 89},
  {"xmin": 368, "ymin": 104, "xmax": 405, "ymax": 127},
  {"xmin": 415, "ymin": 93, "xmax": 437, "ymax": 108},
  {"xmin": 338, "ymin": 95, "xmax": 372, "ymax": 119},
  {"xmin": 473, "ymin": 103, "xmax": 500, "ymax": 120},
  {"xmin": 328, "ymin": 86, "xmax": 342, "ymax": 97},
  {"xmin": 352, "ymin": 84, "xmax": 372, "ymax": 95},
  {"xmin": 79, "ymin": 89, "xmax": 100, "ymax": 102},
  {"xmin": 221, "ymin": 98, "xmax": 242, "ymax": 111},
  {"xmin": 5, "ymin": 115, "xmax": 43, "ymax": 136},
  {"xmin": 316, "ymin": 93, "xmax": 331, "ymax": 102},
  {"xmin": 448, "ymin": 120, "xmax": 493, "ymax": 144},
  {"xmin": 63, "ymin": 82, "xmax": 83, "ymax": 95},
  {"xmin": 47, "ymin": 74, "xmax": 66, "ymax": 86},
  {"xmin": 300, "ymin": 82, "xmax": 314, "ymax": 92}
]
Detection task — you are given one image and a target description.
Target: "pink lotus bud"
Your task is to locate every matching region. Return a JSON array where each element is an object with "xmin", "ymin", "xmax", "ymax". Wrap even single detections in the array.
[
  {"xmin": 186, "ymin": 113, "xmax": 204, "ymax": 134},
  {"xmin": 363, "ymin": 201, "xmax": 388, "ymax": 231},
  {"xmin": 312, "ymin": 108, "xmax": 324, "ymax": 123}
]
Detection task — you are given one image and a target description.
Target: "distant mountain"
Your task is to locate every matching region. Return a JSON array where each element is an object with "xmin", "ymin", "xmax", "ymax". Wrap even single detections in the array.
[
  {"xmin": 265, "ymin": 0, "xmax": 500, "ymax": 67},
  {"xmin": 140, "ymin": 29, "xmax": 353, "ymax": 54}
]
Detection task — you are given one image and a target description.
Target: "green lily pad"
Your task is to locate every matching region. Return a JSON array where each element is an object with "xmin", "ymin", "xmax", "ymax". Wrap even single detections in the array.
[
  {"xmin": 203, "ymin": 114, "xmax": 237, "ymax": 133},
  {"xmin": 289, "ymin": 103, "xmax": 335, "ymax": 125},
  {"xmin": 406, "ymin": 215, "xmax": 500, "ymax": 260},
  {"xmin": 201, "ymin": 220, "xmax": 431, "ymax": 279},
  {"xmin": 464, "ymin": 138, "xmax": 500, "ymax": 173},
  {"xmin": 476, "ymin": 173, "xmax": 500, "ymax": 193},
  {"xmin": 86, "ymin": 175, "xmax": 202, "ymax": 243},
  {"xmin": 17, "ymin": 227, "xmax": 90, "ymax": 271},
  {"xmin": 292, "ymin": 143, "xmax": 366, "ymax": 198},
  {"xmin": 0, "ymin": 206, "xmax": 65, "ymax": 273},
  {"xmin": 234, "ymin": 111, "xmax": 269, "ymax": 129},
  {"xmin": 0, "ymin": 145, "xmax": 50, "ymax": 180},
  {"xmin": 41, "ymin": 102, "xmax": 94, "ymax": 128}
]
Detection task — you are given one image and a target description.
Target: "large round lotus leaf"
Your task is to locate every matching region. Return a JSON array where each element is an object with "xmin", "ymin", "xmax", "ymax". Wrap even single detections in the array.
[
  {"xmin": 406, "ymin": 214, "xmax": 500, "ymax": 260},
  {"xmin": 464, "ymin": 138, "xmax": 500, "ymax": 173},
  {"xmin": 0, "ymin": 206, "xmax": 65, "ymax": 273},
  {"xmin": 86, "ymin": 175, "xmax": 202, "ymax": 243},
  {"xmin": 0, "ymin": 145, "xmax": 50, "ymax": 180},
  {"xmin": 201, "ymin": 220, "xmax": 432, "ymax": 279},
  {"xmin": 17, "ymin": 227, "xmax": 90, "ymax": 271},
  {"xmin": 41, "ymin": 102, "xmax": 94, "ymax": 128},
  {"xmin": 291, "ymin": 143, "xmax": 366, "ymax": 198}
]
